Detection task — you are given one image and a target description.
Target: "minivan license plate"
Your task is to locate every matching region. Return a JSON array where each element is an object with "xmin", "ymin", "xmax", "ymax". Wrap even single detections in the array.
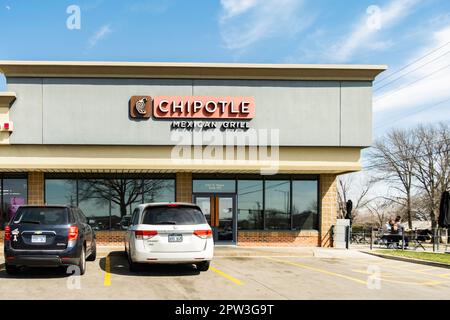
[
  {"xmin": 168, "ymin": 234, "xmax": 183, "ymax": 242},
  {"xmin": 31, "ymin": 235, "xmax": 46, "ymax": 243}
]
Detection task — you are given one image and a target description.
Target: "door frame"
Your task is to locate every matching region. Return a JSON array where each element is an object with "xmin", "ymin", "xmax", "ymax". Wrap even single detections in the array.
[{"xmin": 193, "ymin": 193, "xmax": 237, "ymax": 245}]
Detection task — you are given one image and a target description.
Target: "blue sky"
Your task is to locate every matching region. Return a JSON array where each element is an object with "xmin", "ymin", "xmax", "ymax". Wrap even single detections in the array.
[{"xmin": 0, "ymin": 0, "xmax": 449, "ymax": 136}]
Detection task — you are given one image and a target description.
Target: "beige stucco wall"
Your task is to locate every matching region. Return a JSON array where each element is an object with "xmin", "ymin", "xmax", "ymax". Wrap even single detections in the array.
[{"xmin": 0, "ymin": 145, "xmax": 361, "ymax": 174}]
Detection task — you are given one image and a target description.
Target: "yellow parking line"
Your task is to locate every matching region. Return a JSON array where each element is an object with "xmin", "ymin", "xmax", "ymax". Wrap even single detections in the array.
[
  {"xmin": 266, "ymin": 257, "xmax": 366, "ymax": 285},
  {"xmin": 210, "ymin": 266, "xmax": 243, "ymax": 285},
  {"xmin": 350, "ymin": 269, "xmax": 441, "ymax": 286},
  {"xmin": 104, "ymin": 255, "xmax": 111, "ymax": 287}
]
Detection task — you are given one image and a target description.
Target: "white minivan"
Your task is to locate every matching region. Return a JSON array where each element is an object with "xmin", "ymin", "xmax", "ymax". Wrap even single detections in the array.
[{"xmin": 124, "ymin": 203, "xmax": 214, "ymax": 272}]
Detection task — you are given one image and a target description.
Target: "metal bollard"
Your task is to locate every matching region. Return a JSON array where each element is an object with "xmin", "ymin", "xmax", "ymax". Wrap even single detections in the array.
[
  {"xmin": 370, "ymin": 227, "xmax": 373, "ymax": 250},
  {"xmin": 345, "ymin": 226, "xmax": 350, "ymax": 250},
  {"xmin": 401, "ymin": 227, "xmax": 405, "ymax": 250},
  {"xmin": 433, "ymin": 228, "xmax": 437, "ymax": 252}
]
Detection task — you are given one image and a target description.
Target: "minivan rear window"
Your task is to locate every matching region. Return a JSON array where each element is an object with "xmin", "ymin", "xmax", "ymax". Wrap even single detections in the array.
[
  {"xmin": 142, "ymin": 205, "xmax": 207, "ymax": 225},
  {"xmin": 13, "ymin": 207, "xmax": 69, "ymax": 225}
]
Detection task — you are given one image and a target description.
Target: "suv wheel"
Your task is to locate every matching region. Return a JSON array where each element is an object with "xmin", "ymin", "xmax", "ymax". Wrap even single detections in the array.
[
  {"xmin": 78, "ymin": 246, "xmax": 86, "ymax": 275},
  {"xmin": 196, "ymin": 261, "xmax": 210, "ymax": 272},
  {"xmin": 87, "ymin": 240, "xmax": 97, "ymax": 261},
  {"xmin": 5, "ymin": 264, "xmax": 19, "ymax": 275}
]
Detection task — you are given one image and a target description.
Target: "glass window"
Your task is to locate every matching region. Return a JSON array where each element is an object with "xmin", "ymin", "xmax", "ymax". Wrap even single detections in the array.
[
  {"xmin": 14, "ymin": 207, "xmax": 69, "ymax": 225},
  {"xmin": 193, "ymin": 180, "xmax": 235, "ymax": 193},
  {"xmin": 45, "ymin": 179, "xmax": 77, "ymax": 206},
  {"xmin": 292, "ymin": 180, "xmax": 318, "ymax": 230},
  {"xmin": 78, "ymin": 179, "xmax": 111, "ymax": 230},
  {"xmin": 237, "ymin": 180, "xmax": 263, "ymax": 230},
  {"xmin": 143, "ymin": 179, "xmax": 175, "ymax": 203},
  {"xmin": 195, "ymin": 197, "xmax": 212, "ymax": 225},
  {"xmin": 3, "ymin": 179, "xmax": 28, "ymax": 222},
  {"xmin": 131, "ymin": 208, "xmax": 140, "ymax": 225},
  {"xmin": 43, "ymin": 176, "xmax": 175, "ymax": 230},
  {"xmin": 265, "ymin": 180, "xmax": 291, "ymax": 230},
  {"xmin": 142, "ymin": 205, "xmax": 207, "ymax": 225}
]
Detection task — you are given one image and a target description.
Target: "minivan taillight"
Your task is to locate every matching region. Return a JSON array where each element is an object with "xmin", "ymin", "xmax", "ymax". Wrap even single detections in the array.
[
  {"xmin": 4, "ymin": 225, "xmax": 11, "ymax": 241},
  {"xmin": 193, "ymin": 229, "xmax": 212, "ymax": 239},
  {"xmin": 68, "ymin": 226, "xmax": 79, "ymax": 241},
  {"xmin": 135, "ymin": 230, "xmax": 158, "ymax": 240}
]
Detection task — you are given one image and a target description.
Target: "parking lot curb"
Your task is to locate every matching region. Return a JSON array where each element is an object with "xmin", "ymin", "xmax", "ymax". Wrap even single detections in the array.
[{"xmin": 361, "ymin": 251, "xmax": 450, "ymax": 269}]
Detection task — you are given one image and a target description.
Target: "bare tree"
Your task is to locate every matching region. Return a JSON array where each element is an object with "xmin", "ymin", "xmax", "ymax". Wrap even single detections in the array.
[
  {"xmin": 411, "ymin": 123, "xmax": 450, "ymax": 228},
  {"xmin": 366, "ymin": 198, "xmax": 399, "ymax": 228},
  {"xmin": 337, "ymin": 173, "xmax": 374, "ymax": 220},
  {"xmin": 78, "ymin": 179, "xmax": 172, "ymax": 217},
  {"xmin": 369, "ymin": 129, "xmax": 419, "ymax": 229}
]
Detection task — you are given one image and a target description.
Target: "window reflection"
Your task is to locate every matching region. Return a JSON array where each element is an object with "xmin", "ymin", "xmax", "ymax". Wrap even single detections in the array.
[
  {"xmin": 265, "ymin": 180, "xmax": 291, "ymax": 230},
  {"xmin": 45, "ymin": 180, "xmax": 77, "ymax": 206},
  {"xmin": 292, "ymin": 181, "xmax": 318, "ymax": 230},
  {"xmin": 237, "ymin": 180, "xmax": 263, "ymax": 230},
  {"xmin": 2, "ymin": 179, "xmax": 28, "ymax": 223},
  {"xmin": 44, "ymin": 177, "xmax": 175, "ymax": 231}
]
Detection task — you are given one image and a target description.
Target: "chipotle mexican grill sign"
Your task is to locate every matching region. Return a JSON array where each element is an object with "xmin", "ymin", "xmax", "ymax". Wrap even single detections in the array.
[{"xmin": 130, "ymin": 96, "xmax": 255, "ymax": 120}]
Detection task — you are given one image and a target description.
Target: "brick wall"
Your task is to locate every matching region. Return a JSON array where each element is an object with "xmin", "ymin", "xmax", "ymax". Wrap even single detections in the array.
[
  {"xmin": 95, "ymin": 231, "xmax": 126, "ymax": 246},
  {"xmin": 238, "ymin": 230, "xmax": 319, "ymax": 247},
  {"xmin": 176, "ymin": 172, "xmax": 192, "ymax": 203},
  {"xmin": 28, "ymin": 172, "xmax": 44, "ymax": 205},
  {"xmin": 319, "ymin": 174, "xmax": 337, "ymax": 247}
]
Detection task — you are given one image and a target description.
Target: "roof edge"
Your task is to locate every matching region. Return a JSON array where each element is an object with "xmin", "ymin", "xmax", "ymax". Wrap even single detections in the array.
[
  {"xmin": 0, "ymin": 60, "xmax": 387, "ymax": 81},
  {"xmin": 0, "ymin": 92, "xmax": 16, "ymax": 107}
]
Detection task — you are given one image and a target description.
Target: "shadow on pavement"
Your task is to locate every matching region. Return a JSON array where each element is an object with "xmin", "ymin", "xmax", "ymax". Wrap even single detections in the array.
[
  {"xmin": 0, "ymin": 262, "xmax": 71, "ymax": 279},
  {"xmin": 99, "ymin": 251, "xmax": 201, "ymax": 277}
]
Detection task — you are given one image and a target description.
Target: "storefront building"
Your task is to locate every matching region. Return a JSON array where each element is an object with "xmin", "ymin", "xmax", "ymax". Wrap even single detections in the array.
[{"xmin": 0, "ymin": 61, "xmax": 385, "ymax": 246}]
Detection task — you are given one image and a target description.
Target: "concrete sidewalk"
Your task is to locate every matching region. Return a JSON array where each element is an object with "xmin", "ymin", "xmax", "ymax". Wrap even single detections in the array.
[{"xmin": 94, "ymin": 245, "xmax": 373, "ymax": 259}]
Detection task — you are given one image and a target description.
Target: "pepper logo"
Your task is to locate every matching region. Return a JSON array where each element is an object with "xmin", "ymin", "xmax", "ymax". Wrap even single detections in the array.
[{"xmin": 129, "ymin": 96, "xmax": 152, "ymax": 119}]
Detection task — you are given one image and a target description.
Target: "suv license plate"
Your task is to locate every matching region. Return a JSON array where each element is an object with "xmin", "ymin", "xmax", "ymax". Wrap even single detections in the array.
[
  {"xmin": 168, "ymin": 234, "xmax": 183, "ymax": 242},
  {"xmin": 31, "ymin": 235, "xmax": 46, "ymax": 243}
]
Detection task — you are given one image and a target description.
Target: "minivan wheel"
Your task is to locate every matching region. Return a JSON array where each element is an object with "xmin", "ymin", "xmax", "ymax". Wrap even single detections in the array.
[
  {"xmin": 78, "ymin": 246, "xmax": 86, "ymax": 275},
  {"xmin": 196, "ymin": 261, "xmax": 210, "ymax": 272},
  {"xmin": 5, "ymin": 264, "xmax": 19, "ymax": 275},
  {"xmin": 128, "ymin": 253, "xmax": 140, "ymax": 272},
  {"xmin": 87, "ymin": 240, "xmax": 97, "ymax": 261}
]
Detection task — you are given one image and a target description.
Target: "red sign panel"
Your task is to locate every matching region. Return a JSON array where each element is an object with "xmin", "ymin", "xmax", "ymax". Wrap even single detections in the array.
[{"xmin": 152, "ymin": 96, "xmax": 255, "ymax": 119}]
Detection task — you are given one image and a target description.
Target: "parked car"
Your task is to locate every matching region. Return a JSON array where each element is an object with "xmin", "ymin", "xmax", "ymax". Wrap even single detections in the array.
[
  {"xmin": 125, "ymin": 203, "xmax": 213, "ymax": 272},
  {"xmin": 119, "ymin": 215, "xmax": 132, "ymax": 230},
  {"xmin": 3, "ymin": 205, "xmax": 96, "ymax": 275}
]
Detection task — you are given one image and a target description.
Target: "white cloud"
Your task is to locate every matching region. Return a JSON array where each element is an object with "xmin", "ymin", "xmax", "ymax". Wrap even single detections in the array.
[
  {"xmin": 219, "ymin": 0, "xmax": 310, "ymax": 51},
  {"xmin": 330, "ymin": 0, "xmax": 420, "ymax": 62},
  {"xmin": 88, "ymin": 24, "xmax": 112, "ymax": 49},
  {"xmin": 374, "ymin": 24, "xmax": 450, "ymax": 113},
  {"xmin": 220, "ymin": 0, "xmax": 258, "ymax": 20}
]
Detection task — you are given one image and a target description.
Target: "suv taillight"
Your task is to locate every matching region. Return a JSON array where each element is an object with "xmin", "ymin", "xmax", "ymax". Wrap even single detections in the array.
[
  {"xmin": 68, "ymin": 226, "xmax": 79, "ymax": 241},
  {"xmin": 135, "ymin": 230, "xmax": 158, "ymax": 240},
  {"xmin": 193, "ymin": 229, "xmax": 212, "ymax": 239},
  {"xmin": 4, "ymin": 225, "xmax": 11, "ymax": 241}
]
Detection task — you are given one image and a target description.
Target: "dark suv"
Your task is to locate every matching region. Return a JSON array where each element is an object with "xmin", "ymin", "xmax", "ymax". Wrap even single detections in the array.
[{"xmin": 3, "ymin": 205, "xmax": 96, "ymax": 275}]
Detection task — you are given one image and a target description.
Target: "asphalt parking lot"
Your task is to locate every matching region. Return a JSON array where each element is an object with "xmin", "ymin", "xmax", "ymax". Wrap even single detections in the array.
[{"xmin": 1, "ymin": 247, "xmax": 450, "ymax": 300}]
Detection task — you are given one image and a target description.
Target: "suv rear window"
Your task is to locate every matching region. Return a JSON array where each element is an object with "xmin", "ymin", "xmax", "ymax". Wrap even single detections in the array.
[
  {"xmin": 142, "ymin": 205, "xmax": 207, "ymax": 225},
  {"xmin": 13, "ymin": 207, "xmax": 69, "ymax": 225}
]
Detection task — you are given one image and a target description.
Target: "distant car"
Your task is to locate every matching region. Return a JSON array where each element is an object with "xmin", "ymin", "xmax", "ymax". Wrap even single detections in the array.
[
  {"xmin": 120, "ymin": 215, "xmax": 132, "ymax": 230},
  {"xmin": 3, "ymin": 205, "xmax": 96, "ymax": 275},
  {"xmin": 125, "ymin": 203, "xmax": 213, "ymax": 272}
]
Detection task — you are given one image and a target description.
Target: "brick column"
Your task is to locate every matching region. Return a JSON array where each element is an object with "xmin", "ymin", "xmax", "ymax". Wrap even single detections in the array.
[
  {"xmin": 319, "ymin": 174, "xmax": 337, "ymax": 247},
  {"xmin": 28, "ymin": 172, "xmax": 45, "ymax": 205},
  {"xmin": 176, "ymin": 172, "xmax": 192, "ymax": 203}
]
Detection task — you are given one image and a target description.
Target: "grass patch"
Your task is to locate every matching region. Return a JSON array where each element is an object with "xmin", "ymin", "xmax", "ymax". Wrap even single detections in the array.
[{"xmin": 377, "ymin": 250, "xmax": 450, "ymax": 265}]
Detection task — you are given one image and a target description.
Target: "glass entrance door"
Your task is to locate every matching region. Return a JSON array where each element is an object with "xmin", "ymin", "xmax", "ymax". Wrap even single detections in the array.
[{"xmin": 194, "ymin": 195, "xmax": 236, "ymax": 244}]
